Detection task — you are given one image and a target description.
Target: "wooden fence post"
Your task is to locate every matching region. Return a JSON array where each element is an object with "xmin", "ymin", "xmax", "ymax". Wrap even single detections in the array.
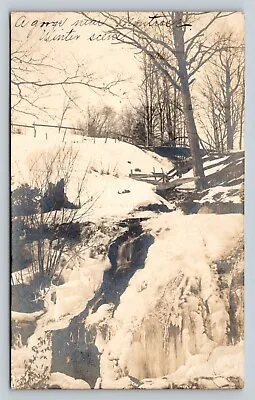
[
  {"xmin": 62, "ymin": 128, "xmax": 67, "ymax": 143},
  {"xmin": 161, "ymin": 168, "xmax": 165, "ymax": 183},
  {"xmin": 33, "ymin": 123, "xmax": 36, "ymax": 138},
  {"xmin": 153, "ymin": 167, "xmax": 156, "ymax": 182}
]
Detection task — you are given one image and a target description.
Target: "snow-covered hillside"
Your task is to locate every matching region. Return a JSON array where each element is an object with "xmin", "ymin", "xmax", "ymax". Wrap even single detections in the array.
[
  {"xmin": 12, "ymin": 135, "xmax": 173, "ymax": 221},
  {"xmin": 11, "ymin": 134, "xmax": 244, "ymax": 390}
]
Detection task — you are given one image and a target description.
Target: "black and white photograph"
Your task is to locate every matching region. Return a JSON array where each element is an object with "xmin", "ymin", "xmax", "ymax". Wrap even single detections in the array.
[{"xmin": 11, "ymin": 11, "xmax": 244, "ymax": 390}]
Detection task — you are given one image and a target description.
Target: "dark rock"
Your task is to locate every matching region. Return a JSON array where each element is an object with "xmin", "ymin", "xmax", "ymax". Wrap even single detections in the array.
[{"xmin": 136, "ymin": 202, "xmax": 173, "ymax": 214}]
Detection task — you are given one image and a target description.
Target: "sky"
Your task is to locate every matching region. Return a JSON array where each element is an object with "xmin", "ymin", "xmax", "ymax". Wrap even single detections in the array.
[{"xmin": 10, "ymin": 11, "xmax": 245, "ymax": 131}]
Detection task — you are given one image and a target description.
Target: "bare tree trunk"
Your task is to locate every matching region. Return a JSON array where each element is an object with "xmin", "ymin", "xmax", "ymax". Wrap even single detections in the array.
[
  {"xmin": 239, "ymin": 85, "xmax": 245, "ymax": 150},
  {"xmin": 225, "ymin": 67, "xmax": 234, "ymax": 150},
  {"xmin": 212, "ymin": 111, "xmax": 220, "ymax": 152},
  {"xmin": 181, "ymin": 83, "xmax": 208, "ymax": 189},
  {"xmin": 173, "ymin": 86, "xmax": 178, "ymax": 143},
  {"xmin": 172, "ymin": 13, "xmax": 207, "ymax": 190}
]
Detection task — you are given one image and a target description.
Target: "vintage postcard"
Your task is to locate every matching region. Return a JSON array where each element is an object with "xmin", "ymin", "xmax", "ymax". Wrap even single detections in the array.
[{"xmin": 11, "ymin": 11, "xmax": 244, "ymax": 389}]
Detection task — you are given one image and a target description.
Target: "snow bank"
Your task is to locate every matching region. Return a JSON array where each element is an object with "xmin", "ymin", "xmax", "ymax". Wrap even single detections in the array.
[
  {"xmin": 198, "ymin": 184, "xmax": 241, "ymax": 204},
  {"xmin": 12, "ymin": 135, "xmax": 173, "ymax": 181},
  {"xmin": 12, "ymin": 310, "xmax": 46, "ymax": 322},
  {"xmin": 48, "ymin": 372, "xmax": 90, "ymax": 389},
  {"xmin": 139, "ymin": 342, "xmax": 244, "ymax": 389},
  {"xmin": 11, "ymin": 135, "xmax": 173, "ymax": 222},
  {"xmin": 181, "ymin": 154, "xmax": 230, "ymax": 181}
]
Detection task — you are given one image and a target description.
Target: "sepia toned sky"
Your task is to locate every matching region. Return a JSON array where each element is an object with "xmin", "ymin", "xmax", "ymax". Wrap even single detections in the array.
[{"xmin": 11, "ymin": 11, "xmax": 245, "ymax": 128}]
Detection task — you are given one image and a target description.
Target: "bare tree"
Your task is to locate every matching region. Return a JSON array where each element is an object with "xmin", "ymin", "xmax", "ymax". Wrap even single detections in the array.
[
  {"xmin": 198, "ymin": 75, "xmax": 227, "ymax": 152},
  {"xmin": 11, "ymin": 145, "xmax": 96, "ymax": 288},
  {"xmin": 11, "ymin": 32, "xmax": 123, "ymax": 122},
  {"xmin": 136, "ymin": 54, "xmax": 185, "ymax": 147},
  {"xmin": 118, "ymin": 107, "xmax": 137, "ymax": 143},
  {"xmin": 239, "ymin": 71, "xmax": 245, "ymax": 150},
  {"xmin": 156, "ymin": 73, "xmax": 186, "ymax": 146},
  {"xmin": 138, "ymin": 54, "xmax": 159, "ymax": 146},
  {"xmin": 57, "ymin": 94, "xmax": 77, "ymax": 139},
  {"xmin": 198, "ymin": 33, "xmax": 244, "ymax": 151},
  {"xmin": 84, "ymin": 105, "xmax": 117, "ymax": 141},
  {"xmin": 80, "ymin": 11, "xmax": 235, "ymax": 190}
]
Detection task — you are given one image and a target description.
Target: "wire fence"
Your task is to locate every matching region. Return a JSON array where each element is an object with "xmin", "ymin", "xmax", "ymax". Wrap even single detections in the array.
[
  {"xmin": 11, "ymin": 122, "xmax": 132, "ymax": 144},
  {"xmin": 11, "ymin": 121, "xmax": 193, "ymax": 149},
  {"xmin": 11, "ymin": 122, "xmax": 84, "ymax": 142}
]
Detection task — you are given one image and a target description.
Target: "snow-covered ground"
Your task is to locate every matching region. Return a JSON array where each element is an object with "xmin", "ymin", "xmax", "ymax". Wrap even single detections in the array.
[
  {"xmin": 180, "ymin": 153, "xmax": 244, "ymax": 206},
  {"xmin": 12, "ymin": 134, "xmax": 173, "ymax": 222},
  {"xmin": 11, "ymin": 134, "xmax": 244, "ymax": 390}
]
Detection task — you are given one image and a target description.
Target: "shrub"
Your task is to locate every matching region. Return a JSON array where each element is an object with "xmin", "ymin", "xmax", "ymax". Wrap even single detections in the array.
[
  {"xmin": 11, "ymin": 145, "xmax": 95, "ymax": 289},
  {"xmin": 11, "ymin": 332, "xmax": 52, "ymax": 389},
  {"xmin": 12, "ymin": 184, "xmax": 41, "ymax": 217}
]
